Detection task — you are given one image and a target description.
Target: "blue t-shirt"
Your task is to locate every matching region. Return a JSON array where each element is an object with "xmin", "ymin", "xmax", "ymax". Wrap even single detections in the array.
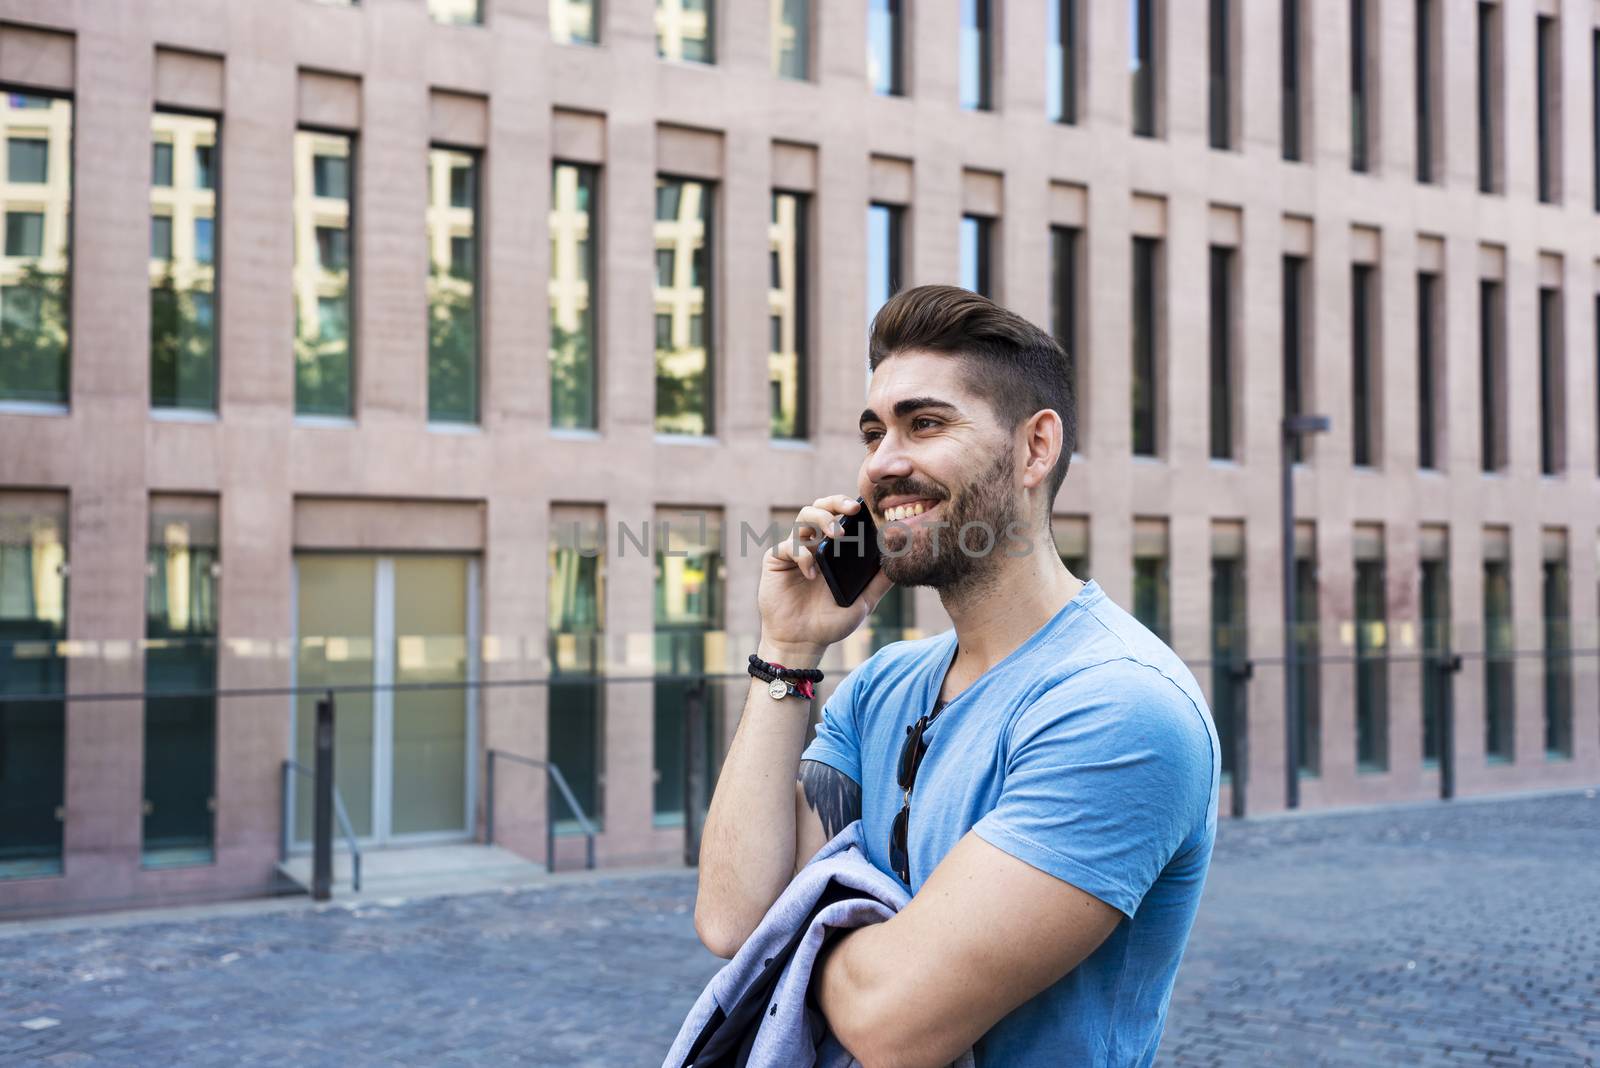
[{"xmin": 800, "ymin": 579, "xmax": 1219, "ymax": 1067}]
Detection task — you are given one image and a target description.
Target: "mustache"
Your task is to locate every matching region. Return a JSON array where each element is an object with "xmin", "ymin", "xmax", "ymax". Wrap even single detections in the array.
[{"xmin": 871, "ymin": 481, "xmax": 947, "ymax": 509}]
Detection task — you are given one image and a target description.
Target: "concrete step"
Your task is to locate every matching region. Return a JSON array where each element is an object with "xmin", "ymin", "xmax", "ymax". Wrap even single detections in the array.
[{"xmin": 277, "ymin": 843, "xmax": 553, "ymax": 904}]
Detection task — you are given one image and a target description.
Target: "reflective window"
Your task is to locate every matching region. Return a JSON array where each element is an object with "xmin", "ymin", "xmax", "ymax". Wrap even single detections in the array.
[
  {"xmin": 654, "ymin": 176, "xmax": 714, "ymax": 435},
  {"xmin": 1132, "ymin": 520, "xmax": 1170, "ymax": 643},
  {"xmin": 1293, "ymin": 528, "xmax": 1321, "ymax": 775},
  {"xmin": 1211, "ymin": 533, "xmax": 1246, "ymax": 779},
  {"xmin": 1542, "ymin": 534, "xmax": 1573, "ymax": 759},
  {"xmin": 769, "ymin": 191, "xmax": 807, "ymax": 439},
  {"xmin": 773, "ymin": 0, "xmax": 808, "ymax": 80},
  {"xmin": 549, "ymin": 507, "xmax": 606, "ymax": 831},
  {"xmin": 1131, "ymin": 0, "xmax": 1160, "ymax": 137},
  {"xmin": 1351, "ymin": 263, "xmax": 1377, "ymax": 467},
  {"xmin": 0, "ymin": 492, "xmax": 68, "ymax": 878},
  {"xmin": 1351, "ymin": 0, "xmax": 1373, "ymax": 172},
  {"xmin": 1417, "ymin": 272, "xmax": 1440, "ymax": 469},
  {"xmin": 868, "ymin": 0, "xmax": 904, "ymax": 96},
  {"xmin": 429, "ymin": 0, "xmax": 482, "ymax": 25},
  {"xmin": 1283, "ymin": 255, "xmax": 1309, "ymax": 461},
  {"xmin": 960, "ymin": 0, "xmax": 993, "ymax": 111},
  {"xmin": 959, "ymin": 214, "xmax": 992, "ymax": 297},
  {"xmin": 143, "ymin": 500, "xmax": 219, "ymax": 869},
  {"xmin": 1538, "ymin": 286, "xmax": 1565, "ymax": 475},
  {"xmin": 428, "ymin": 147, "xmax": 480, "ymax": 424},
  {"xmin": 1420, "ymin": 546, "xmax": 1449, "ymax": 765},
  {"xmin": 294, "ymin": 131, "xmax": 354, "ymax": 417},
  {"xmin": 1208, "ymin": 246, "xmax": 1234, "ymax": 460},
  {"xmin": 1208, "ymin": 0, "xmax": 1233, "ymax": 149},
  {"xmin": 653, "ymin": 510, "xmax": 725, "ymax": 827},
  {"xmin": 658, "ymin": 0, "xmax": 714, "ymax": 63},
  {"xmin": 1536, "ymin": 15, "xmax": 1560, "ymax": 203},
  {"xmin": 1354, "ymin": 529, "xmax": 1388, "ymax": 772},
  {"xmin": 1048, "ymin": 1, "xmax": 1080, "ymax": 124},
  {"xmin": 1282, "ymin": 0, "xmax": 1302, "ymax": 160},
  {"xmin": 151, "ymin": 111, "xmax": 219, "ymax": 413},
  {"xmin": 1051, "ymin": 226, "xmax": 1080, "ymax": 444},
  {"xmin": 1477, "ymin": 2, "xmax": 1502, "ymax": 193},
  {"xmin": 1, "ymin": 92, "xmax": 71, "ymax": 407},
  {"xmin": 1131, "ymin": 236, "xmax": 1160, "ymax": 457},
  {"xmin": 867, "ymin": 203, "xmax": 903, "ymax": 325},
  {"xmin": 551, "ymin": 162, "xmax": 599, "ymax": 430},
  {"xmin": 1479, "ymin": 279, "xmax": 1507, "ymax": 471},
  {"xmin": 152, "ymin": 140, "xmax": 173, "ymax": 187},
  {"xmin": 1482, "ymin": 535, "xmax": 1514, "ymax": 761},
  {"xmin": 551, "ymin": 0, "xmax": 599, "ymax": 44},
  {"xmin": 1416, "ymin": 0, "xmax": 1438, "ymax": 182}
]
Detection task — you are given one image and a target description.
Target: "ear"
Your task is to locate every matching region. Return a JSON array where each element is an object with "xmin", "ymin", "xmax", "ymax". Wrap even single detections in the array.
[{"xmin": 1018, "ymin": 409, "xmax": 1063, "ymax": 491}]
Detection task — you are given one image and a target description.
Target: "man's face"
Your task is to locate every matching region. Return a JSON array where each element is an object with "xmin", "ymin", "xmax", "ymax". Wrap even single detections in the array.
[{"xmin": 857, "ymin": 351, "xmax": 1022, "ymax": 592}]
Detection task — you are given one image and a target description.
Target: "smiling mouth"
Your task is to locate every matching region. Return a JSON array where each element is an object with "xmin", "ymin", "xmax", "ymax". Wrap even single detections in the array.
[{"xmin": 881, "ymin": 499, "xmax": 942, "ymax": 524}]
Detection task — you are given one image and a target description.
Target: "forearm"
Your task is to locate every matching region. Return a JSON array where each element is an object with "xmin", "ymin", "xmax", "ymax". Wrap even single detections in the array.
[{"xmin": 693, "ymin": 638, "xmax": 822, "ymax": 956}]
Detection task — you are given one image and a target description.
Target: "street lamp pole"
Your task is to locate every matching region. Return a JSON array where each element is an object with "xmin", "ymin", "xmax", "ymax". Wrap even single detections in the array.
[{"xmin": 1282, "ymin": 414, "xmax": 1329, "ymax": 811}]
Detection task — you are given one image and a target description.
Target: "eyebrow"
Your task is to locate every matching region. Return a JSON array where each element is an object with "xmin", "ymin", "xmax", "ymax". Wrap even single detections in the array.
[{"xmin": 858, "ymin": 397, "xmax": 962, "ymax": 428}]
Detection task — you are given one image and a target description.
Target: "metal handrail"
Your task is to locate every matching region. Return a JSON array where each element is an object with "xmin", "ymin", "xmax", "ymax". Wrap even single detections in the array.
[
  {"xmin": 485, "ymin": 749, "xmax": 598, "ymax": 873},
  {"xmin": 280, "ymin": 759, "xmax": 362, "ymax": 892}
]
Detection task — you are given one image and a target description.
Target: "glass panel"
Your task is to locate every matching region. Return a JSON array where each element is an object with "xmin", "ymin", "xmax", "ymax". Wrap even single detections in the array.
[
  {"xmin": 551, "ymin": 163, "xmax": 599, "ymax": 429},
  {"xmin": 654, "ymin": 177, "xmax": 714, "ymax": 435},
  {"xmin": 1294, "ymin": 552, "xmax": 1321, "ymax": 774},
  {"xmin": 1351, "ymin": 264, "xmax": 1374, "ymax": 466},
  {"xmin": 1209, "ymin": 246, "xmax": 1233, "ymax": 459},
  {"xmin": 428, "ymin": 147, "xmax": 480, "ymax": 423},
  {"xmin": 151, "ymin": 112, "xmax": 219, "ymax": 412},
  {"xmin": 869, "ymin": 583, "xmax": 915, "ymax": 652},
  {"xmin": 294, "ymin": 556, "xmax": 376, "ymax": 839},
  {"xmin": 1283, "ymin": 255, "xmax": 1306, "ymax": 461},
  {"xmin": 1351, "ymin": 0, "xmax": 1369, "ymax": 171},
  {"xmin": 1211, "ymin": 555, "xmax": 1245, "ymax": 778},
  {"xmin": 773, "ymin": 0, "xmax": 808, "ymax": 79},
  {"xmin": 391, "ymin": 557, "xmax": 470, "ymax": 836},
  {"xmin": 143, "ymin": 512, "xmax": 218, "ymax": 868},
  {"xmin": 658, "ymin": 0, "xmax": 714, "ymax": 63},
  {"xmin": 1, "ymin": 92, "xmax": 72, "ymax": 405},
  {"xmin": 1131, "ymin": 238, "xmax": 1159, "ymax": 456},
  {"xmin": 960, "ymin": 215, "xmax": 990, "ymax": 297},
  {"xmin": 0, "ymin": 498, "xmax": 67, "ymax": 879},
  {"xmin": 769, "ymin": 191, "xmax": 806, "ymax": 439},
  {"xmin": 294, "ymin": 131, "xmax": 354, "ymax": 417},
  {"xmin": 1131, "ymin": 0, "xmax": 1157, "ymax": 136},
  {"xmin": 1048, "ymin": 0, "xmax": 1078, "ymax": 123},
  {"xmin": 429, "ymin": 0, "xmax": 482, "ymax": 24},
  {"xmin": 960, "ymin": 0, "xmax": 992, "ymax": 111},
  {"xmin": 1417, "ymin": 273, "xmax": 1438, "ymax": 469},
  {"xmin": 549, "ymin": 539, "xmax": 605, "ymax": 830},
  {"xmin": 1354, "ymin": 555, "xmax": 1389, "ymax": 771},
  {"xmin": 1483, "ymin": 557, "xmax": 1514, "ymax": 761},
  {"xmin": 1419, "ymin": 557, "xmax": 1448, "ymax": 764},
  {"xmin": 551, "ymin": 0, "xmax": 599, "ymax": 44},
  {"xmin": 1542, "ymin": 557, "xmax": 1573, "ymax": 757},
  {"xmin": 867, "ymin": 203, "xmax": 902, "ymax": 325},
  {"xmin": 1538, "ymin": 287, "xmax": 1563, "ymax": 475},
  {"xmin": 868, "ymin": 0, "xmax": 902, "ymax": 95},
  {"xmin": 654, "ymin": 515, "xmax": 724, "ymax": 825},
  {"xmin": 1208, "ymin": 0, "xmax": 1230, "ymax": 148},
  {"xmin": 1282, "ymin": 0, "xmax": 1300, "ymax": 159},
  {"xmin": 1132, "ymin": 554, "xmax": 1170, "ymax": 643}
]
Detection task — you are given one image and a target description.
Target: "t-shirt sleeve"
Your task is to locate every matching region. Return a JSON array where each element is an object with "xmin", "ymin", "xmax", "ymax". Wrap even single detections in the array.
[
  {"xmin": 971, "ymin": 661, "xmax": 1214, "ymax": 918},
  {"xmin": 799, "ymin": 662, "xmax": 866, "ymax": 786}
]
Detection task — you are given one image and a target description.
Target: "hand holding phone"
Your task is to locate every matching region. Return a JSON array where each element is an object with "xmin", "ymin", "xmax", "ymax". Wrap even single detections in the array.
[
  {"xmin": 758, "ymin": 495, "xmax": 892, "ymax": 659},
  {"xmin": 814, "ymin": 497, "xmax": 882, "ymax": 608}
]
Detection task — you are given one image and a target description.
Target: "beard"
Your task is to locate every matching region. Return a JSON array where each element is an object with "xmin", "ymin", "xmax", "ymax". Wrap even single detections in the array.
[{"xmin": 876, "ymin": 444, "xmax": 1021, "ymax": 595}]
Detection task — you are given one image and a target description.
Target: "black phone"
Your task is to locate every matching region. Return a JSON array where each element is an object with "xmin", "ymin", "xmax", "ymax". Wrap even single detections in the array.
[{"xmin": 814, "ymin": 498, "xmax": 882, "ymax": 608}]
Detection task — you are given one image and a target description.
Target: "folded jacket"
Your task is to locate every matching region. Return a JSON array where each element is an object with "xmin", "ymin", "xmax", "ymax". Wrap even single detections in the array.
[{"xmin": 663, "ymin": 820, "xmax": 976, "ymax": 1068}]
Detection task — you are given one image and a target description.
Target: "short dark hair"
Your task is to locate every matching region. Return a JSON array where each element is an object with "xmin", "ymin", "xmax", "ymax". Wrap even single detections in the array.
[{"xmin": 868, "ymin": 284, "xmax": 1077, "ymax": 503}]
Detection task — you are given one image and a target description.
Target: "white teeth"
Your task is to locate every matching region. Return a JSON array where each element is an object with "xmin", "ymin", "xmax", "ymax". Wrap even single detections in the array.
[{"xmin": 887, "ymin": 502, "xmax": 931, "ymax": 522}]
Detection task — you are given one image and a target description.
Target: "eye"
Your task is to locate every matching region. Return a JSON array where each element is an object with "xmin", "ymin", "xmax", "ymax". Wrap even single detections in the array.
[
  {"xmin": 859, "ymin": 427, "xmax": 884, "ymax": 445},
  {"xmin": 911, "ymin": 416, "xmax": 941, "ymax": 431}
]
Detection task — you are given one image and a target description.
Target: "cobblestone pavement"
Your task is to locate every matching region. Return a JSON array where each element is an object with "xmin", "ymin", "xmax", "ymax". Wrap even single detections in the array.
[{"xmin": 2, "ymin": 791, "xmax": 1597, "ymax": 1067}]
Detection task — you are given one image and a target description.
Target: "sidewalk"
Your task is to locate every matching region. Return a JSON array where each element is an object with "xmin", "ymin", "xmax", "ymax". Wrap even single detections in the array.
[{"xmin": 3, "ymin": 790, "xmax": 1597, "ymax": 1066}]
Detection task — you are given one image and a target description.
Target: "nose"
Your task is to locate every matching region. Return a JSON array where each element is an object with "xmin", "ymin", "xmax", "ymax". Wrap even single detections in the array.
[{"xmin": 862, "ymin": 427, "xmax": 914, "ymax": 498}]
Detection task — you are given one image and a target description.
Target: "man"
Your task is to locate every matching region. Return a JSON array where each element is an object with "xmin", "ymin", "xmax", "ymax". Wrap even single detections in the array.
[{"xmin": 694, "ymin": 285, "xmax": 1219, "ymax": 1067}]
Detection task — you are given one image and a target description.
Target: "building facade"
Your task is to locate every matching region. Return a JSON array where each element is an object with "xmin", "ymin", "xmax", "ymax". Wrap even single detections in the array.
[{"xmin": 1, "ymin": 0, "xmax": 1597, "ymax": 916}]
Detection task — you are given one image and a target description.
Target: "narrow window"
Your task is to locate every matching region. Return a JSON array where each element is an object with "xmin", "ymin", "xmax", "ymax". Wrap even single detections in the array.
[
  {"xmin": 1351, "ymin": 263, "xmax": 1377, "ymax": 466},
  {"xmin": 1419, "ymin": 536, "xmax": 1449, "ymax": 766},
  {"xmin": 655, "ymin": 176, "xmax": 715, "ymax": 435},
  {"xmin": 142, "ymin": 500, "xmax": 219, "ymax": 869},
  {"xmin": 1542, "ymin": 531, "xmax": 1573, "ymax": 759},
  {"xmin": 960, "ymin": 214, "xmax": 994, "ymax": 298},
  {"xmin": 1211, "ymin": 524, "xmax": 1247, "ymax": 779},
  {"xmin": 1131, "ymin": 0, "xmax": 1160, "ymax": 138},
  {"xmin": 1051, "ymin": 226, "xmax": 1082, "ymax": 447},
  {"xmin": 867, "ymin": 202, "xmax": 904, "ymax": 323},
  {"xmin": 550, "ymin": 162, "xmax": 599, "ymax": 429},
  {"xmin": 1536, "ymin": 15, "xmax": 1560, "ymax": 203},
  {"xmin": 658, "ymin": 0, "xmax": 715, "ymax": 63},
  {"xmin": 151, "ymin": 111, "xmax": 220, "ymax": 413},
  {"xmin": 773, "ymin": 0, "xmax": 809, "ymax": 80},
  {"xmin": 549, "ymin": 506, "xmax": 607, "ymax": 832},
  {"xmin": 1208, "ymin": 0, "xmax": 1233, "ymax": 150},
  {"xmin": 959, "ymin": 0, "xmax": 993, "ymax": 111},
  {"xmin": 1209, "ymin": 246, "xmax": 1235, "ymax": 460},
  {"xmin": 1, "ymin": 91, "xmax": 71, "ymax": 407},
  {"xmin": 1131, "ymin": 237, "xmax": 1160, "ymax": 457},
  {"xmin": 294, "ymin": 130, "xmax": 355, "ymax": 418},
  {"xmin": 1538, "ymin": 285, "xmax": 1565, "ymax": 475},
  {"xmin": 550, "ymin": 0, "xmax": 600, "ymax": 45},
  {"xmin": 769, "ymin": 190, "xmax": 808, "ymax": 438},
  {"xmin": 1479, "ymin": 278, "xmax": 1507, "ymax": 471},
  {"xmin": 1354, "ymin": 526, "xmax": 1389, "ymax": 772},
  {"xmin": 1477, "ymin": 2, "xmax": 1502, "ymax": 194},
  {"xmin": 1282, "ymin": 0, "xmax": 1303, "ymax": 161},
  {"xmin": 427, "ymin": 146, "xmax": 481, "ymax": 424},
  {"xmin": 1047, "ymin": 1, "xmax": 1080, "ymax": 124},
  {"xmin": 1417, "ymin": 272, "xmax": 1439, "ymax": 470},
  {"xmin": 1283, "ymin": 254, "xmax": 1309, "ymax": 461},
  {"xmin": 868, "ymin": 0, "xmax": 905, "ymax": 96},
  {"xmin": 1416, "ymin": 0, "xmax": 1438, "ymax": 182},
  {"xmin": 1483, "ymin": 528, "xmax": 1515, "ymax": 761},
  {"xmin": 1351, "ymin": 0, "xmax": 1374, "ymax": 173}
]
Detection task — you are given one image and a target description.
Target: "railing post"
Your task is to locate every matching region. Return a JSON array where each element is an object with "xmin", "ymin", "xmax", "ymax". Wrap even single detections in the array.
[
  {"xmin": 683, "ymin": 678, "xmax": 706, "ymax": 868},
  {"xmin": 485, "ymin": 749, "xmax": 496, "ymax": 846},
  {"xmin": 545, "ymin": 769, "xmax": 556, "ymax": 874},
  {"xmin": 312, "ymin": 691, "xmax": 335, "ymax": 903},
  {"xmin": 1229, "ymin": 659, "xmax": 1253, "ymax": 820},
  {"xmin": 1439, "ymin": 653, "xmax": 1462, "ymax": 801}
]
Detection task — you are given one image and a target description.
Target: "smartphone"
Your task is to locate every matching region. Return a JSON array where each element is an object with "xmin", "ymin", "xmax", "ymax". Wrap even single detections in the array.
[{"xmin": 814, "ymin": 498, "xmax": 882, "ymax": 607}]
